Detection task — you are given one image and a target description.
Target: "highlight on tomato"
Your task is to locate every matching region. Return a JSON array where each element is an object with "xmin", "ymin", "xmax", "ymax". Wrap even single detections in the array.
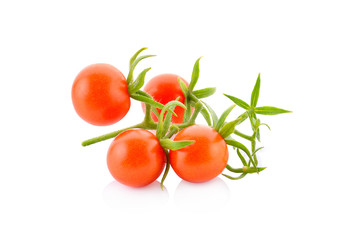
[
  {"xmin": 143, "ymin": 74, "xmax": 189, "ymax": 124},
  {"xmin": 107, "ymin": 129, "xmax": 167, "ymax": 187},
  {"xmin": 72, "ymin": 63, "xmax": 130, "ymax": 126},
  {"xmin": 169, "ymin": 125, "xmax": 229, "ymax": 183}
]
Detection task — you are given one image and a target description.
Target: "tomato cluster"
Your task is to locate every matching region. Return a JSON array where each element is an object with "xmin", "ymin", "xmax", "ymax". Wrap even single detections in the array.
[{"xmin": 72, "ymin": 48, "xmax": 291, "ymax": 188}]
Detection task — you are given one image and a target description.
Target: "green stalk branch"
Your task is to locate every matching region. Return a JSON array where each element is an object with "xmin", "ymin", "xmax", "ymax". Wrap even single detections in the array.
[
  {"xmin": 82, "ymin": 103, "xmax": 157, "ymax": 146},
  {"xmin": 81, "ymin": 123, "xmax": 146, "ymax": 146}
]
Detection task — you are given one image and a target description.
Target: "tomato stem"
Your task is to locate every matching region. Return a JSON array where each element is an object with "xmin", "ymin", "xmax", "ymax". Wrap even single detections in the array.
[
  {"xmin": 143, "ymin": 103, "xmax": 156, "ymax": 128},
  {"xmin": 251, "ymin": 132, "xmax": 258, "ymax": 166},
  {"xmin": 81, "ymin": 123, "xmax": 148, "ymax": 146},
  {"xmin": 160, "ymin": 150, "xmax": 170, "ymax": 190}
]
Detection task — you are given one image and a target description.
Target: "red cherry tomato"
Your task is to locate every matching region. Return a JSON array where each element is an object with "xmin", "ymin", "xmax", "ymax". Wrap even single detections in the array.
[
  {"xmin": 107, "ymin": 129, "xmax": 166, "ymax": 187},
  {"xmin": 143, "ymin": 74, "xmax": 189, "ymax": 124},
  {"xmin": 169, "ymin": 125, "xmax": 229, "ymax": 183},
  {"xmin": 72, "ymin": 63, "xmax": 130, "ymax": 126}
]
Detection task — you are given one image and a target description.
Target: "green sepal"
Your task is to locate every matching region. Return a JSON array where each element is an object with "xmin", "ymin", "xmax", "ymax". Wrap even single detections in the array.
[
  {"xmin": 219, "ymin": 119, "xmax": 240, "ymax": 139},
  {"xmin": 129, "ymin": 47, "xmax": 147, "ymax": 68},
  {"xmin": 214, "ymin": 105, "xmax": 236, "ymax": 131},
  {"xmin": 200, "ymin": 107, "xmax": 212, "ymax": 126},
  {"xmin": 178, "ymin": 77, "xmax": 188, "ymax": 98},
  {"xmin": 252, "ymin": 147, "xmax": 264, "ymax": 156},
  {"xmin": 254, "ymin": 106, "xmax": 292, "ymax": 115},
  {"xmin": 161, "ymin": 109, "xmax": 174, "ymax": 139},
  {"xmin": 127, "ymin": 54, "xmax": 155, "ymax": 84},
  {"xmin": 156, "ymin": 100, "xmax": 186, "ymax": 139},
  {"xmin": 135, "ymin": 90, "xmax": 161, "ymax": 117},
  {"xmin": 219, "ymin": 110, "xmax": 250, "ymax": 138},
  {"xmin": 250, "ymin": 73, "xmax": 261, "ymax": 107},
  {"xmin": 201, "ymin": 101, "xmax": 218, "ymax": 127},
  {"xmin": 224, "ymin": 94, "xmax": 250, "ymax": 110},
  {"xmin": 256, "ymin": 129, "xmax": 261, "ymax": 142},
  {"xmin": 193, "ymin": 87, "xmax": 216, "ymax": 99},
  {"xmin": 236, "ymin": 148, "xmax": 248, "ymax": 166},
  {"xmin": 130, "ymin": 93, "xmax": 166, "ymax": 110},
  {"xmin": 226, "ymin": 165, "xmax": 266, "ymax": 173},
  {"xmin": 260, "ymin": 123, "xmax": 271, "ymax": 130},
  {"xmin": 188, "ymin": 57, "xmax": 202, "ymax": 91},
  {"xmin": 222, "ymin": 172, "xmax": 247, "ymax": 180},
  {"xmin": 225, "ymin": 139, "xmax": 258, "ymax": 171},
  {"xmin": 161, "ymin": 100, "xmax": 185, "ymax": 138},
  {"xmin": 248, "ymin": 111, "xmax": 258, "ymax": 132},
  {"xmin": 159, "ymin": 139, "xmax": 195, "ymax": 150},
  {"xmin": 128, "ymin": 67, "xmax": 151, "ymax": 94}
]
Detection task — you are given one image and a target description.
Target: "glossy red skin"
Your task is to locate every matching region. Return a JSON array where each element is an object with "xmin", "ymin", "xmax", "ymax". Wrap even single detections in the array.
[
  {"xmin": 169, "ymin": 125, "xmax": 229, "ymax": 183},
  {"xmin": 107, "ymin": 129, "xmax": 166, "ymax": 187},
  {"xmin": 72, "ymin": 63, "xmax": 130, "ymax": 126},
  {"xmin": 143, "ymin": 74, "xmax": 189, "ymax": 124}
]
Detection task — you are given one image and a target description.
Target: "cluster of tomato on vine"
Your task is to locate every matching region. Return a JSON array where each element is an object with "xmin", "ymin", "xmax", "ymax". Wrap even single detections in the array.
[{"xmin": 71, "ymin": 48, "xmax": 291, "ymax": 189}]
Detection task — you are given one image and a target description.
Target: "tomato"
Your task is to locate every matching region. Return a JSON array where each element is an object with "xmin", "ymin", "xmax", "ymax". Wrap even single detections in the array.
[
  {"xmin": 143, "ymin": 74, "xmax": 189, "ymax": 123},
  {"xmin": 169, "ymin": 125, "xmax": 228, "ymax": 183},
  {"xmin": 107, "ymin": 129, "xmax": 166, "ymax": 187},
  {"xmin": 72, "ymin": 63, "xmax": 130, "ymax": 126}
]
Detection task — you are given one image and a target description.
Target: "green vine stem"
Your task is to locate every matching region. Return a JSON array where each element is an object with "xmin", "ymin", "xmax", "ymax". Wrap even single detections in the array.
[
  {"xmin": 251, "ymin": 131, "xmax": 258, "ymax": 165},
  {"xmin": 81, "ymin": 103, "xmax": 157, "ymax": 146},
  {"xmin": 81, "ymin": 123, "xmax": 146, "ymax": 146},
  {"xmin": 160, "ymin": 150, "xmax": 170, "ymax": 190}
]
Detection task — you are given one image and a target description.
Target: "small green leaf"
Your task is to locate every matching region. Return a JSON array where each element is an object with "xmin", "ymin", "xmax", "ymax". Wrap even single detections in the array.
[
  {"xmin": 260, "ymin": 123, "xmax": 271, "ymax": 130},
  {"xmin": 135, "ymin": 90, "xmax": 151, "ymax": 98},
  {"xmin": 248, "ymin": 111, "xmax": 257, "ymax": 131},
  {"xmin": 201, "ymin": 101, "xmax": 218, "ymax": 127},
  {"xmin": 255, "ymin": 106, "xmax": 292, "ymax": 115},
  {"xmin": 225, "ymin": 139, "xmax": 258, "ymax": 171},
  {"xmin": 236, "ymin": 148, "xmax": 248, "ymax": 166},
  {"xmin": 224, "ymin": 94, "xmax": 250, "ymax": 110},
  {"xmin": 133, "ymin": 91, "xmax": 176, "ymax": 116},
  {"xmin": 129, "ymin": 47, "xmax": 147, "ymax": 68},
  {"xmin": 219, "ymin": 119, "xmax": 240, "ymax": 139},
  {"xmin": 226, "ymin": 166, "xmax": 266, "ymax": 173},
  {"xmin": 256, "ymin": 129, "xmax": 261, "ymax": 142},
  {"xmin": 161, "ymin": 110, "xmax": 174, "ymax": 138},
  {"xmin": 188, "ymin": 57, "xmax": 202, "ymax": 91},
  {"xmin": 219, "ymin": 111, "xmax": 250, "ymax": 138},
  {"xmin": 222, "ymin": 172, "xmax": 247, "ymax": 180},
  {"xmin": 252, "ymin": 147, "xmax": 264, "ymax": 156},
  {"xmin": 136, "ymin": 91, "xmax": 161, "ymax": 118},
  {"xmin": 128, "ymin": 67, "xmax": 151, "ymax": 94},
  {"xmin": 250, "ymin": 73, "xmax": 261, "ymax": 107},
  {"xmin": 127, "ymin": 54, "xmax": 156, "ymax": 84},
  {"xmin": 156, "ymin": 100, "xmax": 186, "ymax": 139},
  {"xmin": 200, "ymin": 107, "xmax": 212, "ymax": 126},
  {"xmin": 193, "ymin": 87, "xmax": 216, "ymax": 99},
  {"xmin": 215, "ymin": 105, "xmax": 236, "ymax": 131},
  {"xmin": 159, "ymin": 139, "xmax": 195, "ymax": 150},
  {"xmin": 226, "ymin": 165, "xmax": 244, "ymax": 173},
  {"xmin": 130, "ymin": 93, "xmax": 165, "ymax": 110},
  {"xmin": 178, "ymin": 77, "xmax": 188, "ymax": 98}
]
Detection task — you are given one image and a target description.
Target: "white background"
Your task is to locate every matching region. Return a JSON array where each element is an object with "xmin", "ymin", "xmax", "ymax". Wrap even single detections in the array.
[{"xmin": 1, "ymin": 0, "xmax": 355, "ymax": 239}]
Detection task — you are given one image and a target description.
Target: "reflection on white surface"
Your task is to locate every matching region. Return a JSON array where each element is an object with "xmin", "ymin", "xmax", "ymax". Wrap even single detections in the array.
[
  {"xmin": 102, "ymin": 181, "xmax": 169, "ymax": 209},
  {"xmin": 174, "ymin": 177, "xmax": 230, "ymax": 212}
]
